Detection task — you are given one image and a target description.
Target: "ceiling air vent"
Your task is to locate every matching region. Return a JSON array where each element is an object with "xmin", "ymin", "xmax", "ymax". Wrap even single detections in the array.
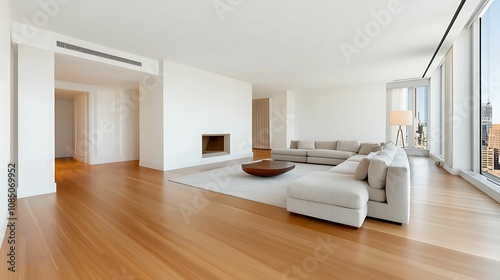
[{"xmin": 56, "ymin": 41, "xmax": 142, "ymax": 67}]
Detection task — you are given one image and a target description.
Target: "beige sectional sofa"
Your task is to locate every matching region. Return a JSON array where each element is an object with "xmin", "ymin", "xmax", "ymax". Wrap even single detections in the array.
[
  {"xmin": 272, "ymin": 140, "xmax": 410, "ymax": 228},
  {"xmin": 272, "ymin": 140, "xmax": 380, "ymax": 165}
]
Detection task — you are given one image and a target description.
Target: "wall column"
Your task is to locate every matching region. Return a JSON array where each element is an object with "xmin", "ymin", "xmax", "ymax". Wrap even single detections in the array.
[{"xmin": 17, "ymin": 45, "xmax": 56, "ymax": 198}]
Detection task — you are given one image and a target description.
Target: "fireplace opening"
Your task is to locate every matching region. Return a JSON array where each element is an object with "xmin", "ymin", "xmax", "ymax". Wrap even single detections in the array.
[{"xmin": 202, "ymin": 134, "xmax": 230, "ymax": 158}]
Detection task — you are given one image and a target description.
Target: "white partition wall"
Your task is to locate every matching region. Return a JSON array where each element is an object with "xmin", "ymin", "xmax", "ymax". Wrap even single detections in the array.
[
  {"xmin": 88, "ymin": 89, "xmax": 140, "ymax": 164},
  {"xmin": 17, "ymin": 45, "xmax": 56, "ymax": 198},
  {"xmin": 0, "ymin": 0, "xmax": 12, "ymax": 244},
  {"xmin": 162, "ymin": 59, "xmax": 252, "ymax": 170},
  {"xmin": 139, "ymin": 75, "xmax": 165, "ymax": 170}
]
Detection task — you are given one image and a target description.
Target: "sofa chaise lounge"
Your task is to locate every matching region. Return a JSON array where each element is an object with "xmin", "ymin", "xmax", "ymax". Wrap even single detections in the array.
[{"xmin": 272, "ymin": 140, "xmax": 410, "ymax": 227}]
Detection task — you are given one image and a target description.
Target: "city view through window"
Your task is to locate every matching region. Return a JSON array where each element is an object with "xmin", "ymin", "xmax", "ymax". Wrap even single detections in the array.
[
  {"xmin": 414, "ymin": 87, "xmax": 428, "ymax": 149},
  {"xmin": 387, "ymin": 86, "xmax": 428, "ymax": 150},
  {"xmin": 481, "ymin": 0, "xmax": 500, "ymax": 179}
]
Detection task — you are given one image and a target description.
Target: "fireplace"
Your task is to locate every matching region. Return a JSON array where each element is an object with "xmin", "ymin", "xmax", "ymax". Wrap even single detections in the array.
[{"xmin": 202, "ymin": 134, "xmax": 230, "ymax": 158}]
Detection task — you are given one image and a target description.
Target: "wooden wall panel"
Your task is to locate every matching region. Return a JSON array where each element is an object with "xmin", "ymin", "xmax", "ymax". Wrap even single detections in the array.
[{"xmin": 252, "ymin": 98, "xmax": 271, "ymax": 149}]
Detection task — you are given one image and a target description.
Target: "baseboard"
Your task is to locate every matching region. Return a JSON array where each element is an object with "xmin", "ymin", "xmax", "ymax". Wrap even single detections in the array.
[
  {"xmin": 403, "ymin": 148, "xmax": 429, "ymax": 156},
  {"xmin": 73, "ymin": 153, "xmax": 85, "ymax": 162},
  {"xmin": 429, "ymin": 153, "xmax": 443, "ymax": 163},
  {"xmin": 429, "ymin": 153, "xmax": 460, "ymax": 175},
  {"xmin": 460, "ymin": 170, "xmax": 500, "ymax": 203},
  {"xmin": 17, "ymin": 183, "xmax": 57, "ymax": 198},
  {"xmin": 55, "ymin": 152, "xmax": 72, "ymax": 158},
  {"xmin": 139, "ymin": 160, "xmax": 165, "ymax": 171},
  {"xmin": 442, "ymin": 164, "xmax": 460, "ymax": 175}
]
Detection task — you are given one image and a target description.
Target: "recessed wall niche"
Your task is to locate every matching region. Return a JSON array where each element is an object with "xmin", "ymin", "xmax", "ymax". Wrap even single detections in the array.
[{"xmin": 202, "ymin": 134, "xmax": 230, "ymax": 158}]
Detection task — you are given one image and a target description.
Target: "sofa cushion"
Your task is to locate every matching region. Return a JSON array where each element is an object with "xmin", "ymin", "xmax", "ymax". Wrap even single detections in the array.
[
  {"xmin": 367, "ymin": 186, "xmax": 386, "ymax": 202},
  {"xmin": 367, "ymin": 149, "xmax": 396, "ymax": 189},
  {"xmin": 327, "ymin": 160, "xmax": 359, "ymax": 175},
  {"xmin": 290, "ymin": 140, "xmax": 298, "ymax": 149},
  {"xmin": 307, "ymin": 157, "xmax": 345, "ymax": 166},
  {"xmin": 359, "ymin": 143, "xmax": 382, "ymax": 155},
  {"xmin": 288, "ymin": 172, "xmax": 369, "ymax": 209},
  {"xmin": 297, "ymin": 140, "xmax": 315, "ymax": 150},
  {"xmin": 346, "ymin": 154, "xmax": 366, "ymax": 162},
  {"xmin": 272, "ymin": 154, "xmax": 307, "ymax": 163},
  {"xmin": 337, "ymin": 140, "xmax": 361, "ymax": 153},
  {"xmin": 307, "ymin": 149, "xmax": 355, "ymax": 159},
  {"xmin": 314, "ymin": 141, "xmax": 337, "ymax": 150},
  {"xmin": 354, "ymin": 152, "xmax": 378, "ymax": 181},
  {"xmin": 271, "ymin": 148, "xmax": 308, "ymax": 156}
]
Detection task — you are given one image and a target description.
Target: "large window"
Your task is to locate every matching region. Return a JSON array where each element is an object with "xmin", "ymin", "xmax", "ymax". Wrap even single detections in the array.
[
  {"xmin": 480, "ymin": 0, "xmax": 500, "ymax": 179},
  {"xmin": 387, "ymin": 85, "xmax": 429, "ymax": 149},
  {"xmin": 414, "ymin": 87, "xmax": 429, "ymax": 149}
]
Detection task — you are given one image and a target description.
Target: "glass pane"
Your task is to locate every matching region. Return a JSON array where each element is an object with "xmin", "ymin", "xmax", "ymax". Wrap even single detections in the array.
[
  {"xmin": 440, "ymin": 63, "xmax": 445, "ymax": 156},
  {"xmin": 387, "ymin": 88, "xmax": 409, "ymax": 146},
  {"xmin": 480, "ymin": 0, "xmax": 500, "ymax": 178},
  {"xmin": 414, "ymin": 87, "xmax": 428, "ymax": 149},
  {"xmin": 387, "ymin": 86, "xmax": 428, "ymax": 149}
]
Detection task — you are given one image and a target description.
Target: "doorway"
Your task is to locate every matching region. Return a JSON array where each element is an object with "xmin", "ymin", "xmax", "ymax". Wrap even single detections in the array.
[{"xmin": 55, "ymin": 89, "xmax": 88, "ymax": 162}]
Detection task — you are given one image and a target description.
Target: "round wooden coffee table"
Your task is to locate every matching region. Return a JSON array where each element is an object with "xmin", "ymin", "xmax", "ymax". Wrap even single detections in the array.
[{"xmin": 241, "ymin": 160, "xmax": 295, "ymax": 177}]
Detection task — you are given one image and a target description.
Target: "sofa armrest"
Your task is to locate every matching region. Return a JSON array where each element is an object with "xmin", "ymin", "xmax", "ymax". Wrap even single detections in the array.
[
  {"xmin": 367, "ymin": 149, "xmax": 411, "ymax": 224},
  {"xmin": 385, "ymin": 152, "xmax": 411, "ymax": 223},
  {"xmin": 387, "ymin": 165, "xmax": 410, "ymax": 205}
]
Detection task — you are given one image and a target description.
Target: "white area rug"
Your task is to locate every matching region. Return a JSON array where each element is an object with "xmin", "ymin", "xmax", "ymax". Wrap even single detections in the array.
[{"xmin": 169, "ymin": 162, "xmax": 331, "ymax": 208}]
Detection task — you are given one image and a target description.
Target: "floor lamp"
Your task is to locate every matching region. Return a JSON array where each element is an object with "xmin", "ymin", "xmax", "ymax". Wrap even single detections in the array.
[{"xmin": 389, "ymin": 110, "xmax": 413, "ymax": 148}]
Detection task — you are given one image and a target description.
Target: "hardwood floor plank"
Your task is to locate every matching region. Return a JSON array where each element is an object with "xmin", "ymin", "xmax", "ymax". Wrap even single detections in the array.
[{"xmin": 1, "ymin": 155, "xmax": 500, "ymax": 279}]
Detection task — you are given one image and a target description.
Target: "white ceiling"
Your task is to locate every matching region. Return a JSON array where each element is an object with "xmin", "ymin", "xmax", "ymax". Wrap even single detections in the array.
[
  {"xmin": 55, "ymin": 53, "xmax": 147, "ymax": 89},
  {"xmin": 11, "ymin": 0, "xmax": 483, "ymax": 93}
]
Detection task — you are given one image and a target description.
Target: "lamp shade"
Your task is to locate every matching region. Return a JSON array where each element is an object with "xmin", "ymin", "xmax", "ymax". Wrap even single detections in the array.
[{"xmin": 389, "ymin": 110, "xmax": 413, "ymax": 126}]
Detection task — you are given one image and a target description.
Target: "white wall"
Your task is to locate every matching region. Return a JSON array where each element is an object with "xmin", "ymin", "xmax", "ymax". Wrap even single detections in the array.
[
  {"xmin": 429, "ymin": 66, "xmax": 443, "ymax": 157},
  {"xmin": 450, "ymin": 26, "xmax": 473, "ymax": 171},
  {"xmin": 163, "ymin": 59, "xmax": 252, "ymax": 170},
  {"xmin": 253, "ymin": 91, "xmax": 296, "ymax": 149},
  {"xmin": 0, "ymin": 0, "xmax": 11, "ymax": 247},
  {"xmin": 17, "ymin": 45, "xmax": 56, "ymax": 198},
  {"xmin": 55, "ymin": 98, "xmax": 74, "ymax": 158},
  {"xmin": 139, "ymin": 75, "xmax": 164, "ymax": 170},
  {"xmin": 88, "ymin": 89, "xmax": 139, "ymax": 164},
  {"xmin": 295, "ymin": 83, "xmax": 386, "ymax": 142}
]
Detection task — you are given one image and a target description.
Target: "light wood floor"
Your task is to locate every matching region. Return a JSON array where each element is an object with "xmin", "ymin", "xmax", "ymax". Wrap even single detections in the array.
[{"xmin": 1, "ymin": 153, "xmax": 500, "ymax": 279}]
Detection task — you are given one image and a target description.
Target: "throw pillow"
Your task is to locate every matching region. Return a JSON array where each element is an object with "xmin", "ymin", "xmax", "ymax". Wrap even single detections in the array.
[
  {"xmin": 382, "ymin": 141, "xmax": 396, "ymax": 148},
  {"xmin": 354, "ymin": 152, "xmax": 377, "ymax": 180},
  {"xmin": 290, "ymin": 140, "xmax": 298, "ymax": 149},
  {"xmin": 368, "ymin": 150, "xmax": 396, "ymax": 189},
  {"xmin": 358, "ymin": 143, "xmax": 381, "ymax": 155},
  {"xmin": 297, "ymin": 140, "xmax": 315, "ymax": 150},
  {"xmin": 371, "ymin": 145, "xmax": 383, "ymax": 152},
  {"xmin": 337, "ymin": 140, "xmax": 361, "ymax": 153}
]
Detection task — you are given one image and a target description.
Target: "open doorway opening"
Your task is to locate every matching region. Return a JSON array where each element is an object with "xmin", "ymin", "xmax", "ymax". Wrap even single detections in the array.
[
  {"xmin": 55, "ymin": 89, "xmax": 88, "ymax": 162},
  {"xmin": 54, "ymin": 53, "xmax": 147, "ymax": 166}
]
